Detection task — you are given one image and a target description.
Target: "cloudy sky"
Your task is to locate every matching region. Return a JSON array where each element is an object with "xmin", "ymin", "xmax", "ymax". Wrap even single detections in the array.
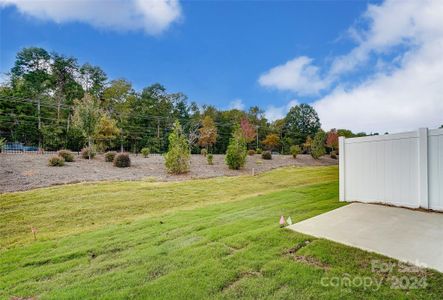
[{"xmin": 1, "ymin": 0, "xmax": 442, "ymax": 133}]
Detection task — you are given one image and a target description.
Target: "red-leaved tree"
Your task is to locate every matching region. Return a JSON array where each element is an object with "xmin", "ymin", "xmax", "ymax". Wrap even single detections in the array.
[
  {"xmin": 326, "ymin": 129, "xmax": 339, "ymax": 151},
  {"xmin": 240, "ymin": 117, "xmax": 256, "ymax": 143}
]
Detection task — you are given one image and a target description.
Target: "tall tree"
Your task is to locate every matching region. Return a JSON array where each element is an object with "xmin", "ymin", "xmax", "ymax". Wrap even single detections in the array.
[
  {"xmin": 51, "ymin": 53, "xmax": 83, "ymax": 120},
  {"xmin": 283, "ymin": 104, "xmax": 321, "ymax": 146},
  {"xmin": 11, "ymin": 47, "xmax": 53, "ymax": 148},
  {"xmin": 11, "ymin": 47, "xmax": 52, "ymax": 96},
  {"xmin": 72, "ymin": 94, "xmax": 101, "ymax": 159},
  {"xmin": 79, "ymin": 63, "xmax": 107, "ymax": 99},
  {"xmin": 102, "ymin": 79, "xmax": 135, "ymax": 151}
]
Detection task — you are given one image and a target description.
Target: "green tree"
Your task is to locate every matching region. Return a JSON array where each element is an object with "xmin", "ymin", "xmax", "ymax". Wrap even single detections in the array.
[
  {"xmin": 225, "ymin": 127, "xmax": 247, "ymax": 170},
  {"xmin": 283, "ymin": 104, "xmax": 321, "ymax": 145},
  {"xmin": 164, "ymin": 121, "xmax": 190, "ymax": 174},
  {"xmin": 51, "ymin": 53, "xmax": 83, "ymax": 120},
  {"xmin": 72, "ymin": 94, "xmax": 101, "ymax": 159},
  {"xmin": 79, "ymin": 63, "xmax": 107, "ymax": 99},
  {"xmin": 102, "ymin": 79, "xmax": 135, "ymax": 151},
  {"xmin": 11, "ymin": 47, "xmax": 52, "ymax": 96},
  {"xmin": 311, "ymin": 129, "xmax": 326, "ymax": 159}
]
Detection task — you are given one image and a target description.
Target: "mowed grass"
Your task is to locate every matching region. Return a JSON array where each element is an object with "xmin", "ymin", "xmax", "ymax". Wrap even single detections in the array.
[{"xmin": 1, "ymin": 166, "xmax": 442, "ymax": 299}]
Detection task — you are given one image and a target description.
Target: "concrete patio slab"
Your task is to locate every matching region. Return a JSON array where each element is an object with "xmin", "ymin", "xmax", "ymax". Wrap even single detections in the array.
[{"xmin": 287, "ymin": 203, "xmax": 443, "ymax": 273}]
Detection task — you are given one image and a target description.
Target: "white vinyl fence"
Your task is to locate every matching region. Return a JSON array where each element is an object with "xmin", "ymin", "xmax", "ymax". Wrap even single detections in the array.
[{"xmin": 339, "ymin": 128, "xmax": 443, "ymax": 212}]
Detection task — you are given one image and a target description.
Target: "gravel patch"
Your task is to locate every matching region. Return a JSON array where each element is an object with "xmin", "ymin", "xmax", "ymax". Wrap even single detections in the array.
[{"xmin": 0, "ymin": 153, "xmax": 337, "ymax": 193}]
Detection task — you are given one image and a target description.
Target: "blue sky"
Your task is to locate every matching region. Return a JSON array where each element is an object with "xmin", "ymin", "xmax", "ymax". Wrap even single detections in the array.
[{"xmin": 1, "ymin": 0, "xmax": 442, "ymax": 133}]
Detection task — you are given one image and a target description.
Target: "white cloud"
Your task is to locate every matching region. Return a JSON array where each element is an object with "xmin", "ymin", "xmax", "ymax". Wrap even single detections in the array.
[
  {"xmin": 228, "ymin": 98, "xmax": 245, "ymax": 111},
  {"xmin": 258, "ymin": 56, "xmax": 329, "ymax": 96},
  {"xmin": 314, "ymin": 0, "xmax": 443, "ymax": 133},
  {"xmin": 260, "ymin": 0, "xmax": 443, "ymax": 133},
  {"xmin": 0, "ymin": 0, "xmax": 182, "ymax": 35},
  {"xmin": 265, "ymin": 99, "xmax": 298, "ymax": 121}
]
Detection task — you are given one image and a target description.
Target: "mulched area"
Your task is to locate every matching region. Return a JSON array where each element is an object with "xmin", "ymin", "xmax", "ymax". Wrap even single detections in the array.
[{"xmin": 0, "ymin": 153, "xmax": 337, "ymax": 193}]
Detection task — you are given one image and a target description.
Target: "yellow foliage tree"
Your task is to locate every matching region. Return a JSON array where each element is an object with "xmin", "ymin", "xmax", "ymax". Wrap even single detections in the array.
[
  {"xmin": 262, "ymin": 133, "xmax": 280, "ymax": 151},
  {"xmin": 198, "ymin": 116, "xmax": 218, "ymax": 151}
]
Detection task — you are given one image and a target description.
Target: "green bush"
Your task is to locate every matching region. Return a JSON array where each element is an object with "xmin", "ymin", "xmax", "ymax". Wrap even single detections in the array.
[
  {"xmin": 225, "ymin": 129, "xmax": 247, "ymax": 170},
  {"xmin": 207, "ymin": 153, "xmax": 214, "ymax": 165},
  {"xmin": 48, "ymin": 156, "xmax": 65, "ymax": 167},
  {"xmin": 330, "ymin": 150, "xmax": 337, "ymax": 159},
  {"xmin": 113, "ymin": 153, "xmax": 131, "ymax": 168},
  {"xmin": 165, "ymin": 121, "xmax": 190, "ymax": 174},
  {"xmin": 201, "ymin": 148, "xmax": 208, "ymax": 157},
  {"xmin": 256, "ymin": 148, "xmax": 263, "ymax": 154},
  {"xmin": 311, "ymin": 130, "xmax": 326, "ymax": 159},
  {"xmin": 58, "ymin": 150, "xmax": 75, "ymax": 162},
  {"xmin": 105, "ymin": 151, "xmax": 117, "ymax": 162},
  {"xmin": 290, "ymin": 145, "xmax": 301, "ymax": 159},
  {"xmin": 141, "ymin": 147, "xmax": 150, "ymax": 158},
  {"xmin": 81, "ymin": 147, "xmax": 96, "ymax": 159},
  {"xmin": 261, "ymin": 151, "xmax": 272, "ymax": 160},
  {"xmin": 247, "ymin": 149, "xmax": 256, "ymax": 156}
]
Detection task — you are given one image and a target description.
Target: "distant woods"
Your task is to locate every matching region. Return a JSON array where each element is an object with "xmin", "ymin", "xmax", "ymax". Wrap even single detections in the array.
[{"xmin": 0, "ymin": 47, "xmax": 367, "ymax": 154}]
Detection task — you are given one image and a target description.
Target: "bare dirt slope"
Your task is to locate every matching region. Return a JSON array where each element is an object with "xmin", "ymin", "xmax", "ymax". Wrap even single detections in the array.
[{"xmin": 0, "ymin": 153, "xmax": 337, "ymax": 193}]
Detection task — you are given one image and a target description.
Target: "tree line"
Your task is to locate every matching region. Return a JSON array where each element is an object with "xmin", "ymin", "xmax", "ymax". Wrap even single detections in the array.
[{"xmin": 0, "ymin": 47, "xmax": 368, "ymax": 154}]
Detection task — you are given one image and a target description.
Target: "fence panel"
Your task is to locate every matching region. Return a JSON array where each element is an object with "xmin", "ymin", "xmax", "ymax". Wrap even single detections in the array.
[
  {"xmin": 428, "ymin": 128, "xmax": 443, "ymax": 211},
  {"xmin": 341, "ymin": 131, "xmax": 420, "ymax": 208}
]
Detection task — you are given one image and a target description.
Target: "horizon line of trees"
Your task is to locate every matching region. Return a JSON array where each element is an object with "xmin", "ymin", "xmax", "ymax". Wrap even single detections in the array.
[{"xmin": 0, "ymin": 47, "xmax": 371, "ymax": 155}]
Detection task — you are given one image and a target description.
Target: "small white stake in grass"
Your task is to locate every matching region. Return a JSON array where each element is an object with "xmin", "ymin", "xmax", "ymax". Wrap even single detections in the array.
[
  {"xmin": 252, "ymin": 168, "xmax": 255, "ymax": 176},
  {"xmin": 286, "ymin": 216, "xmax": 292, "ymax": 225}
]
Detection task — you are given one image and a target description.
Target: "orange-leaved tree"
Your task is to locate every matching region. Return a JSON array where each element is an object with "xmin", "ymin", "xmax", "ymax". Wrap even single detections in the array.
[
  {"xmin": 262, "ymin": 133, "xmax": 280, "ymax": 151},
  {"xmin": 198, "ymin": 115, "xmax": 218, "ymax": 151}
]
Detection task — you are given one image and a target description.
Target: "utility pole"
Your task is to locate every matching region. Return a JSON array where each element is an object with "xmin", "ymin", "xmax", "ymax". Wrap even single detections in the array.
[
  {"xmin": 256, "ymin": 125, "xmax": 259, "ymax": 149},
  {"xmin": 37, "ymin": 96, "xmax": 42, "ymax": 150},
  {"xmin": 66, "ymin": 113, "xmax": 70, "ymax": 148}
]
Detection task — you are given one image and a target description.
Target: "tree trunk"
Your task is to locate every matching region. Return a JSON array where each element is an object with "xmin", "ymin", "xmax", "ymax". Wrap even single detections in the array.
[{"xmin": 88, "ymin": 137, "xmax": 91, "ymax": 160}]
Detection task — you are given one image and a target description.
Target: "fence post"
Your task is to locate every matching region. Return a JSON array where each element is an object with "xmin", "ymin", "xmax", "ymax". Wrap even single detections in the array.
[
  {"xmin": 418, "ymin": 128, "xmax": 429, "ymax": 209},
  {"xmin": 339, "ymin": 136, "xmax": 346, "ymax": 202}
]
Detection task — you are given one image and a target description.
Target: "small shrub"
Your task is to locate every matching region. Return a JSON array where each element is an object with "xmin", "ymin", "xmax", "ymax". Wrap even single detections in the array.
[
  {"xmin": 207, "ymin": 153, "xmax": 214, "ymax": 165},
  {"xmin": 141, "ymin": 147, "xmax": 150, "ymax": 158},
  {"xmin": 113, "ymin": 153, "xmax": 131, "ymax": 168},
  {"xmin": 290, "ymin": 145, "xmax": 301, "ymax": 159},
  {"xmin": 256, "ymin": 160, "xmax": 263, "ymax": 165},
  {"xmin": 256, "ymin": 148, "xmax": 263, "ymax": 154},
  {"xmin": 247, "ymin": 149, "xmax": 256, "ymax": 156},
  {"xmin": 105, "ymin": 151, "xmax": 117, "ymax": 162},
  {"xmin": 48, "ymin": 156, "xmax": 65, "ymax": 167},
  {"xmin": 58, "ymin": 150, "xmax": 74, "ymax": 162},
  {"xmin": 330, "ymin": 150, "xmax": 337, "ymax": 159},
  {"xmin": 81, "ymin": 147, "xmax": 96, "ymax": 159},
  {"xmin": 262, "ymin": 151, "xmax": 272, "ymax": 160},
  {"xmin": 201, "ymin": 148, "xmax": 208, "ymax": 157}
]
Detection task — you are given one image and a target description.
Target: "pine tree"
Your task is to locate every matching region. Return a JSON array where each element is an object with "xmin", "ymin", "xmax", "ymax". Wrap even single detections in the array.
[{"xmin": 165, "ymin": 120, "xmax": 190, "ymax": 174}]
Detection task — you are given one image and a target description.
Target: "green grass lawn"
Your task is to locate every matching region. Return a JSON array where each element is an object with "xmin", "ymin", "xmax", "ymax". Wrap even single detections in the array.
[{"xmin": 1, "ymin": 166, "xmax": 442, "ymax": 299}]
